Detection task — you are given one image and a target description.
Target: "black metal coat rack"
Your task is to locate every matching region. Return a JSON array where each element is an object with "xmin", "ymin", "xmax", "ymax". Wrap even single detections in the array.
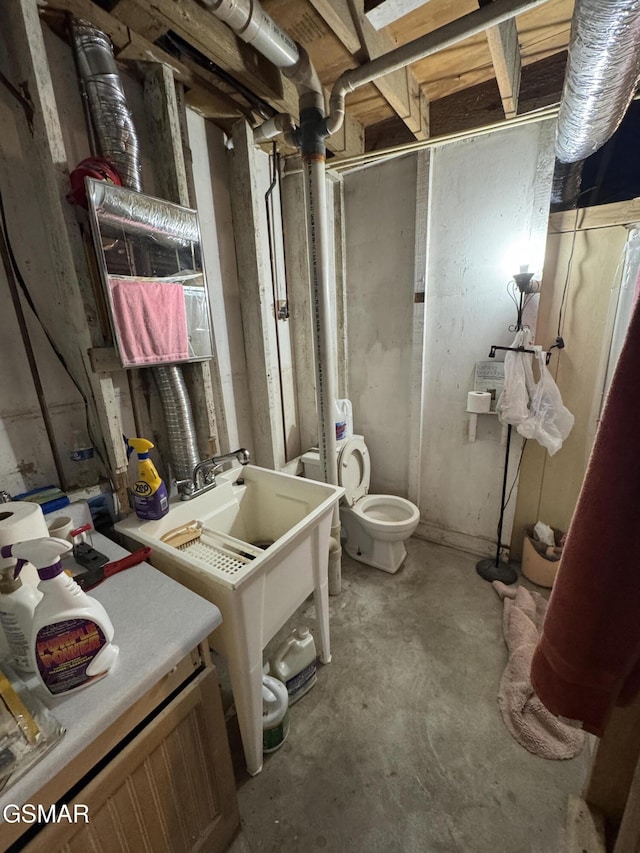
[{"xmin": 476, "ymin": 274, "xmax": 541, "ymax": 584}]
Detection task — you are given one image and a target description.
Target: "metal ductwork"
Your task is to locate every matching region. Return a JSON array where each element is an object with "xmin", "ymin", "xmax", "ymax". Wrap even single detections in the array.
[
  {"xmin": 551, "ymin": 159, "xmax": 584, "ymax": 211},
  {"xmin": 153, "ymin": 366, "xmax": 201, "ymax": 481},
  {"xmin": 71, "ymin": 19, "xmax": 142, "ymax": 191},
  {"xmin": 72, "ymin": 19, "xmax": 201, "ymax": 483},
  {"xmin": 556, "ymin": 0, "xmax": 640, "ymax": 166},
  {"xmin": 89, "ymin": 181, "xmax": 199, "ymax": 246}
]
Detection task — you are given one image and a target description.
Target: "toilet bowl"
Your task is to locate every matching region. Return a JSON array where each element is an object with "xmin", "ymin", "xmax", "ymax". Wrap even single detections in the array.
[{"xmin": 301, "ymin": 435, "xmax": 420, "ymax": 573}]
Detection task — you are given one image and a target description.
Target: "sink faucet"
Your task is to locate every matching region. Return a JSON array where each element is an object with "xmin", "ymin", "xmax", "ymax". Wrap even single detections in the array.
[{"xmin": 177, "ymin": 448, "xmax": 250, "ymax": 501}]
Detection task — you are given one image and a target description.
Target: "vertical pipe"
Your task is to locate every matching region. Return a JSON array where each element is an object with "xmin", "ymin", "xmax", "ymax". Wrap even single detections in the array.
[
  {"xmin": 302, "ymin": 157, "xmax": 338, "ymax": 487},
  {"xmin": 303, "ymin": 155, "xmax": 341, "ymax": 594}
]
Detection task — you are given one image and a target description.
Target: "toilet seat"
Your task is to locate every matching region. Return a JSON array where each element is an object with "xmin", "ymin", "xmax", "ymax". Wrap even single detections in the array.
[
  {"xmin": 351, "ymin": 494, "xmax": 420, "ymax": 535},
  {"xmin": 338, "ymin": 436, "xmax": 370, "ymax": 506},
  {"xmin": 301, "ymin": 434, "xmax": 419, "ymax": 573}
]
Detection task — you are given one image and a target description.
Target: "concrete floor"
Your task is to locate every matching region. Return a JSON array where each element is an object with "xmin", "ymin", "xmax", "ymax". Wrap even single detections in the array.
[{"xmin": 223, "ymin": 537, "xmax": 589, "ymax": 853}]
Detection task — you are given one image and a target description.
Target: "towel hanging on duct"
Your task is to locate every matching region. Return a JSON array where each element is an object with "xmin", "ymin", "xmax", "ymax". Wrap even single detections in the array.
[{"xmin": 531, "ymin": 289, "xmax": 640, "ymax": 735}]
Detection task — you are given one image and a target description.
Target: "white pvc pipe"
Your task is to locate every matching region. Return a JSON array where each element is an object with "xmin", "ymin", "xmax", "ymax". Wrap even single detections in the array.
[
  {"xmin": 253, "ymin": 113, "xmax": 295, "ymax": 143},
  {"xmin": 326, "ymin": 0, "xmax": 552, "ymax": 134},
  {"xmin": 302, "ymin": 157, "xmax": 339, "ymax": 490},
  {"xmin": 203, "ymin": 0, "xmax": 299, "ymax": 68}
]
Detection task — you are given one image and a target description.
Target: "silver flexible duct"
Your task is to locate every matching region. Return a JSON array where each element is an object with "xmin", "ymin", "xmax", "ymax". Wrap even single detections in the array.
[
  {"xmin": 72, "ymin": 19, "xmax": 142, "ymax": 191},
  {"xmin": 551, "ymin": 160, "xmax": 584, "ymax": 210},
  {"xmin": 556, "ymin": 0, "xmax": 640, "ymax": 164},
  {"xmin": 73, "ymin": 20, "xmax": 201, "ymax": 482},
  {"xmin": 90, "ymin": 181, "xmax": 199, "ymax": 247},
  {"xmin": 153, "ymin": 366, "xmax": 200, "ymax": 481}
]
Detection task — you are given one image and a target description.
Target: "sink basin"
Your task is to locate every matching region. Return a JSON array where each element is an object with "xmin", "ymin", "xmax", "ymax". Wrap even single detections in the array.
[{"xmin": 116, "ymin": 463, "xmax": 343, "ymax": 776}]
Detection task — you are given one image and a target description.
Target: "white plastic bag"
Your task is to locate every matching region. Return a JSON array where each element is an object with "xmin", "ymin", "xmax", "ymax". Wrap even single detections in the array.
[
  {"xmin": 496, "ymin": 330, "xmax": 535, "ymax": 426},
  {"xmin": 516, "ymin": 347, "xmax": 574, "ymax": 455}
]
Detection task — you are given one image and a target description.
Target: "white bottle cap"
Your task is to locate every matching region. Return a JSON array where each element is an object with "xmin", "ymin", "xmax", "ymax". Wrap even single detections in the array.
[{"xmin": 297, "ymin": 626, "xmax": 309, "ymax": 638}]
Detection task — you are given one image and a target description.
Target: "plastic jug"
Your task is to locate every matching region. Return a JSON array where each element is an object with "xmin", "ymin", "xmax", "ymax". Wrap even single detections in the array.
[
  {"xmin": 262, "ymin": 675, "xmax": 289, "ymax": 753},
  {"xmin": 271, "ymin": 626, "xmax": 317, "ymax": 705},
  {"xmin": 335, "ymin": 399, "xmax": 353, "ymax": 442}
]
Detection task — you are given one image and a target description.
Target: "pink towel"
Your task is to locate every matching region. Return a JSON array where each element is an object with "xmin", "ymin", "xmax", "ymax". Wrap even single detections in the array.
[
  {"xmin": 531, "ymin": 286, "xmax": 640, "ymax": 735},
  {"xmin": 109, "ymin": 278, "xmax": 189, "ymax": 366}
]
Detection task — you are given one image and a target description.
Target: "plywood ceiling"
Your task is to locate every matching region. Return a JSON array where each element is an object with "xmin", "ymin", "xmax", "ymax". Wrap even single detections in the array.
[{"xmin": 43, "ymin": 0, "xmax": 575, "ymax": 157}]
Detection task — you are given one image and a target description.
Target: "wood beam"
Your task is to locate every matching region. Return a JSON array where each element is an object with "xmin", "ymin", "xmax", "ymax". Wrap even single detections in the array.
[
  {"xmin": 42, "ymin": 0, "xmax": 247, "ymax": 121},
  {"xmin": 46, "ymin": 0, "xmax": 364, "ymax": 157},
  {"xmin": 309, "ymin": 0, "xmax": 429, "ymax": 139},
  {"xmin": 364, "ymin": 0, "xmax": 434, "ymax": 31},
  {"xmin": 429, "ymin": 50, "xmax": 566, "ymax": 138},
  {"xmin": 4, "ymin": 0, "xmax": 130, "ymax": 489},
  {"xmin": 229, "ymin": 120, "xmax": 285, "ymax": 470},
  {"xmin": 485, "ymin": 18, "xmax": 521, "ymax": 119},
  {"xmin": 110, "ymin": 0, "xmax": 285, "ymax": 104}
]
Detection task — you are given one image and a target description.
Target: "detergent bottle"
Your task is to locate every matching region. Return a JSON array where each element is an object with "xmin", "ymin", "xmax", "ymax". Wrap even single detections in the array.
[
  {"xmin": 271, "ymin": 626, "xmax": 317, "ymax": 705},
  {"xmin": 0, "ymin": 557, "xmax": 41, "ymax": 673},
  {"xmin": 128, "ymin": 437, "xmax": 169, "ymax": 521},
  {"xmin": 0, "ymin": 538, "xmax": 119, "ymax": 695}
]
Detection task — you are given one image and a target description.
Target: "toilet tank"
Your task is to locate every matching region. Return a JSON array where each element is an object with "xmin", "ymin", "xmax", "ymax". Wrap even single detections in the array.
[{"xmin": 301, "ymin": 448, "xmax": 324, "ymax": 483}]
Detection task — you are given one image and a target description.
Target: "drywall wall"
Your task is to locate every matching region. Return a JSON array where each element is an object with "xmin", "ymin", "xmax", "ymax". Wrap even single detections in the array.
[
  {"xmin": 343, "ymin": 154, "xmax": 418, "ymax": 496},
  {"xmin": 418, "ymin": 120, "xmax": 555, "ymax": 556},
  {"xmin": 341, "ymin": 121, "xmax": 555, "ymax": 555}
]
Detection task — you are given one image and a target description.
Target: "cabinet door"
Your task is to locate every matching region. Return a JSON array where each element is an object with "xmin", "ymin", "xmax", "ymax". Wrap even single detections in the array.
[{"xmin": 24, "ymin": 668, "xmax": 239, "ymax": 853}]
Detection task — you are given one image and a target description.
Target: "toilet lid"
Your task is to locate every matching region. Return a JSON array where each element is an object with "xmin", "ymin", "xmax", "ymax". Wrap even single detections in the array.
[{"xmin": 338, "ymin": 436, "xmax": 370, "ymax": 506}]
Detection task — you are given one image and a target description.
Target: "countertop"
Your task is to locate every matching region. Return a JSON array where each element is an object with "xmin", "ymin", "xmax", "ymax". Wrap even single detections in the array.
[{"xmin": 0, "ymin": 529, "xmax": 222, "ymax": 814}]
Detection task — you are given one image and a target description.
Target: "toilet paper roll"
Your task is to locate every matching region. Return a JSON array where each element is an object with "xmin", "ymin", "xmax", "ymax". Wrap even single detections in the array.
[
  {"xmin": 0, "ymin": 501, "xmax": 49, "ymax": 547},
  {"xmin": 467, "ymin": 391, "xmax": 492, "ymax": 414},
  {"xmin": 0, "ymin": 502, "xmax": 49, "ymax": 588}
]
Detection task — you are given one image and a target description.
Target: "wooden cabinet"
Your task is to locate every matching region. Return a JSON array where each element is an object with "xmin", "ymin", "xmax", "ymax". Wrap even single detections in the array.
[{"xmin": 5, "ymin": 651, "xmax": 239, "ymax": 853}]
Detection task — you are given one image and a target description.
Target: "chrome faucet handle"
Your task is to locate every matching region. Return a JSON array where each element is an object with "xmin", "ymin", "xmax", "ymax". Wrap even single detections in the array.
[
  {"xmin": 175, "ymin": 478, "xmax": 194, "ymax": 492},
  {"xmin": 212, "ymin": 448, "xmax": 250, "ymax": 466}
]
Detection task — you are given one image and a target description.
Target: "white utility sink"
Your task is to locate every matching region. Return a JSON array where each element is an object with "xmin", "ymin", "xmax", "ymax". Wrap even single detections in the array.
[{"xmin": 116, "ymin": 463, "xmax": 343, "ymax": 776}]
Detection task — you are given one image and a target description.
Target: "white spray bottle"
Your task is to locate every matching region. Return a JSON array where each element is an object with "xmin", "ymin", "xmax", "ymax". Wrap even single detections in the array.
[{"xmin": 0, "ymin": 538, "xmax": 119, "ymax": 695}]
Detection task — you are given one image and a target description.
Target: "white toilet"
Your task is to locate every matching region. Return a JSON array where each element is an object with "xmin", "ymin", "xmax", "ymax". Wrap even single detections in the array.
[{"xmin": 301, "ymin": 434, "xmax": 420, "ymax": 573}]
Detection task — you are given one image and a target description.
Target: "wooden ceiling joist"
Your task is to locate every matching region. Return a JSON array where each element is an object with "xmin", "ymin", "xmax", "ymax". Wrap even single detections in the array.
[
  {"xmin": 429, "ymin": 49, "xmax": 566, "ymax": 137},
  {"xmin": 485, "ymin": 18, "xmax": 521, "ymax": 119},
  {"xmin": 364, "ymin": 0, "xmax": 435, "ymax": 31},
  {"xmin": 108, "ymin": 0, "xmax": 366, "ymax": 156},
  {"xmin": 42, "ymin": 0, "xmax": 365, "ymax": 157},
  {"xmin": 308, "ymin": 0, "xmax": 429, "ymax": 139}
]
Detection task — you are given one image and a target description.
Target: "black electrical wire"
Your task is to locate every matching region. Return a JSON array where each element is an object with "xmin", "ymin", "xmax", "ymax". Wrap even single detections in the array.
[
  {"xmin": 555, "ymin": 184, "xmax": 599, "ymax": 338},
  {"xmin": 265, "ymin": 143, "xmax": 288, "ymax": 451},
  {"xmin": 556, "ymin": 204, "xmax": 580, "ymax": 338}
]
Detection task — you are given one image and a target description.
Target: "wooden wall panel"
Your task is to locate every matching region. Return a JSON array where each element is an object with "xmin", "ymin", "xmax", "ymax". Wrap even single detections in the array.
[{"xmin": 510, "ymin": 214, "xmax": 630, "ymax": 558}]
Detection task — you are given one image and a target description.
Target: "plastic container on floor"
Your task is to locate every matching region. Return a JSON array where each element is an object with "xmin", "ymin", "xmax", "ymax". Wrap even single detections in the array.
[
  {"xmin": 270, "ymin": 626, "xmax": 317, "ymax": 705},
  {"xmin": 262, "ymin": 675, "xmax": 289, "ymax": 753}
]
